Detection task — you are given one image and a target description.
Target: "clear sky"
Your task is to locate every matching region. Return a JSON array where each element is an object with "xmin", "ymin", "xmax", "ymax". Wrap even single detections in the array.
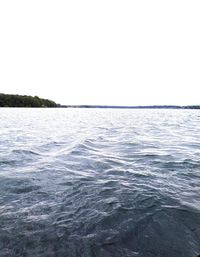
[{"xmin": 0, "ymin": 0, "xmax": 200, "ymax": 106}]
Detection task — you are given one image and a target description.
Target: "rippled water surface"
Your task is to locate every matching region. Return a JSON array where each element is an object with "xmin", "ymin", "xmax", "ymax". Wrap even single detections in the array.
[{"xmin": 0, "ymin": 108, "xmax": 200, "ymax": 257}]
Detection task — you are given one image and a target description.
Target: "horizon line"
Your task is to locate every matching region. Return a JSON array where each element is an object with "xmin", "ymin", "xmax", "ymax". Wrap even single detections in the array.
[{"xmin": 57, "ymin": 104, "xmax": 200, "ymax": 109}]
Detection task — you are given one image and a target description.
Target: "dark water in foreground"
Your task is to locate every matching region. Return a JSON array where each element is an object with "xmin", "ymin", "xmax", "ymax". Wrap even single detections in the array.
[{"xmin": 0, "ymin": 108, "xmax": 200, "ymax": 257}]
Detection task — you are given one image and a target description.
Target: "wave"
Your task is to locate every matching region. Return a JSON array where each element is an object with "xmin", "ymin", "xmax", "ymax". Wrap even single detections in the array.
[{"xmin": 1, "ymin": 109, "xmax": 200, "ymax": 256}]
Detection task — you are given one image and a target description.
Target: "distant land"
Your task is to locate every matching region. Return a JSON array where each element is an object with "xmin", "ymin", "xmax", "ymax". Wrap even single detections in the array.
[
  {"xmin": 60, "ymin": 105, "xmax": 200, "ymax": 109},
  {"xmin": 1, "ymin": 93, "xmax": 200, "ymax": 109},
  {"xmin": 0, "ymin": 93, "xmax": 57, "ymax": 107}
]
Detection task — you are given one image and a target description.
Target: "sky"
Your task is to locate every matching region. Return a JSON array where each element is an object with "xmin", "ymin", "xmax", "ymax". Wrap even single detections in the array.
[{"xmin": 0, "ymin": 0, "xmax": 200, "ymax": 106}]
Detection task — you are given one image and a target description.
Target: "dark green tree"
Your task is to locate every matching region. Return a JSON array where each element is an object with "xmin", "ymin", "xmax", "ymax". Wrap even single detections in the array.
[{"xmin": 0, "ymin": 93, "xmax": 58, "ymax": 107}]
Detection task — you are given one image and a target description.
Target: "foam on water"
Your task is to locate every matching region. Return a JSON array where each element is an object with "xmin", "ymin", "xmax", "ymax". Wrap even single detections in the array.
[{"xmin": 0, "ymin": 108, "xmax": 200, "ymax": 257}]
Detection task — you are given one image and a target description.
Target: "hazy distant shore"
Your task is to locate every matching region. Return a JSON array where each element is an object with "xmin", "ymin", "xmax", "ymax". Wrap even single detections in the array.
[
  {"xmin": 1, "ymin": 93, "xmax": 200, "ymax": 109},
  {"xmin": 58, "ymin": 105, "xmax": 200, "ymax": 109}
]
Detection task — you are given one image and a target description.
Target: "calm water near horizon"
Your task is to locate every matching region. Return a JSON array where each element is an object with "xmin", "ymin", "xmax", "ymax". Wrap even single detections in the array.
[{"xmin": 0, "ymin": 108, "xmax": 200, "ymax": 257}]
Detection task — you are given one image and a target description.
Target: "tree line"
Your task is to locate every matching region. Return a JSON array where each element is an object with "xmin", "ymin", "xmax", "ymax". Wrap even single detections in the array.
[{"xmin": 0, "ymin": 93, "xmax": 57, "ymax": 107}]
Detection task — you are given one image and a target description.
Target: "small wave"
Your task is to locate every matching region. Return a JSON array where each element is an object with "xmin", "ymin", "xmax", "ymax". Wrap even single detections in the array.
[
  {"xmin": 11, "ymin": 185, "xmax": 41, "ymax": 194},
  {"xmin": 12, "ymin": 149, "xmax": 41, "ymax": 156},
  {"xmin": 0, "ymin": 177, "xmax": 41, "ymax": 196}
]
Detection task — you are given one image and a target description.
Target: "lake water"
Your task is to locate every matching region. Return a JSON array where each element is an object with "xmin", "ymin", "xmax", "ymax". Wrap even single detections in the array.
[{"xmin": 0, "ymin": 108, "xmax": 200, "ymax": 257}]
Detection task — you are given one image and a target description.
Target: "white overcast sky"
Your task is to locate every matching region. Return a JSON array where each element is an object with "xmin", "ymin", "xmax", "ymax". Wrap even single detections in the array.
[{"xmin": 0, "ymin": 1, "xmax": 200, "ymax": 105}]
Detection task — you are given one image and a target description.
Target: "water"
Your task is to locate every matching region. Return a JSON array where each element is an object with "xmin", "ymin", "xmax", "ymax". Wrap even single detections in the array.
[{"xmin": 0, "ymin": 108, "xmax": 200, "ymax": 257}]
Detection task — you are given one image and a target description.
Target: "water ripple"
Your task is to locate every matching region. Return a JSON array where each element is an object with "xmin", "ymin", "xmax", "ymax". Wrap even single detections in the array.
[{"xmin": 0, "ymin": 109, "xmax": 200, "ymax": 257}]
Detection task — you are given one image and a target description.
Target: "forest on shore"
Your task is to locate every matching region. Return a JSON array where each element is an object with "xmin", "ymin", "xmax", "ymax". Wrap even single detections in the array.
[
  {"xmin": 0, "ymin": 94, "xmax": 57, "ymax": 107},
  {"xmin": 1, "ymin": 93, "xmax": 199, "ymax": 109}
]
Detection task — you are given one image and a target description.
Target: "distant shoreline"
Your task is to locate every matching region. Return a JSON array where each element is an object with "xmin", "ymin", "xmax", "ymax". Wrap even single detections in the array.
[
  {"xmin": 1, "ymin": 94, "xmax": 200, "ymax": 109},
  {"xmin": 0, "ymin": 93, "xmax": 57, "ymax": 108},
  {"xmin": 1, "ymin": 105, "xmax": 200, "ymax": 109},
  {"xmin": 58, "ymin": 105, "xmax": 200, "ymax": 109}
]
